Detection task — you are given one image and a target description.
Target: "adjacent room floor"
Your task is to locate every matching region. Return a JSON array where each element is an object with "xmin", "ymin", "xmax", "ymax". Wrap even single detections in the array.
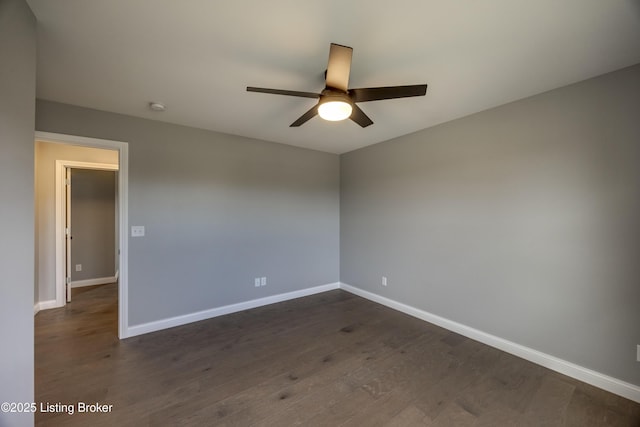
[{"xmin": 35, "ymin": 284, "xmax": 640, "ymax": 426}]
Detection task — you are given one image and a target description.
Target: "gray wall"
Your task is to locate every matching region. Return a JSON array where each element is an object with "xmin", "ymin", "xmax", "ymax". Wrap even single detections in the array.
[
  {"xmin": 341, "ymin": 64, "xmax": 640, "ymax": 387},
  {"xmin": 0, "ymin": 0, "xmax": 36, "ymax": 425},
  {"xmin": 36, "ymin": 100, "xmax": 340, "ymax": 326},
  {"xmin": 34, "ymin": 141, "xmax": 118, "ymax": 302},
  {"xmin": 71, "ymin": 169, "xmax": 117, "ymax": 281}
]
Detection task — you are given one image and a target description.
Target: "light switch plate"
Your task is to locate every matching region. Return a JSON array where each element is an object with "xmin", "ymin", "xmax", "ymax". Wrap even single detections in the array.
[{"xmin": 131, "ymin": 226, "xmax": 145, "ymax": 237}]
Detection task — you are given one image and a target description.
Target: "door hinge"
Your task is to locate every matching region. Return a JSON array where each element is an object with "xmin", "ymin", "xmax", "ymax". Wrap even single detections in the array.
[
  {"xmin": 65, "ymin": 227, "xmax": 70, "ymax": 236},
  {"xmin": 65, "ymin": 178, "xmax": 70, "ymax": 186},
  {"xmin": 66, "ymin": 277, "xmax": 71, "ymax": 285}
]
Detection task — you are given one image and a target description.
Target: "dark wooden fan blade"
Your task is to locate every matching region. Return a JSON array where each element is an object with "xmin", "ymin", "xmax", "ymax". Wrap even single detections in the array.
[
  {"xmin": 247, "ymin": 87, "xmax": 320, "ymax": 99},
  {"xmin": 290, "ymin": 104, "xmax": 319, "ymax": 127},
  {"xmin": 350, "ymin": 104, "xmax": 373, "ymax": 128},
  {"xmin": 350, "ymin": 84, "xmax": 427, "ymax": 102},
  {"xmin": 325, "ymin": 43, "xmax": 352, "ymax": 92}
]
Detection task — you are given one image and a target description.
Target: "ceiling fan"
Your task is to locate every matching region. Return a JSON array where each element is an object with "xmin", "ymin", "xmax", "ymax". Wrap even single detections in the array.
[{"xmin": 247, "ymin": 43, "xmax": 428, "ymax": 128}]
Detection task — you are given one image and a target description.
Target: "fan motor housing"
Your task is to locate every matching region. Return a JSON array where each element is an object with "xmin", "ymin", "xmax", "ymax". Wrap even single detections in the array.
[{"xmin": 320, "ymin": 89, "xmax": 353, "ymax": 105}]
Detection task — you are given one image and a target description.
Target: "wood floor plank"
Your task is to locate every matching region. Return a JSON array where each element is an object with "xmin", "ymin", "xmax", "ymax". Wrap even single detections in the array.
[
  {"xmin": 190, "ymin": 322, "xmax": 430, "ymax": 426},
  {"xmin": 452, "ymin": 353, "xmax": 545, "ymax": 419},
  {"xmin": 34, "ymin": 283, "xmax": 640, "ymax": 426},
  {"xmin": 564, "ymin": 388, "xmax": 640, "ymax": 427},
  {"xmin": 522, "ymin": 376, "xmax": 575, "ymax": 426},
  {"xmin": 384, "ymin": 405, "xmax": 429, "ymax": 427},
  {"xmin": 426, "ymin": 401, "xmax": 477, "ymax": 427},
  {"xmin": 474, "ymin": 403, "xmax": 525, "ymax": 426},
  {"xmin": 265, "ymin": 333, "xmax": 440, "ymax": 426}
]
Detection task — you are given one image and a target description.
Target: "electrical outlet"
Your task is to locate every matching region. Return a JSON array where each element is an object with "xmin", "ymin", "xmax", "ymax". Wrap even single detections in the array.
[
  {"xmin": 131, "ymin": 225, "xmax": 145, "ymax": 237},
  {"xmin": 261, "ymin": 277, "xmax": 267, "ymax": 287},
  {"xmin": 382, "ymin": 276, "xmax": 387, "ymax": 286},
  {"xmin": 75, "ymin": 264, "xmax": 82, "ymax": 272},
  {"xmin": 254, "ymin": 278, "xmax": 261, "ymax": 288}
]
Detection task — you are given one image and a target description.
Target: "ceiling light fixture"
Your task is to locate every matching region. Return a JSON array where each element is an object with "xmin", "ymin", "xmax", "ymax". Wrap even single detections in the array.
[
  {"xmin": 246, "ymin": 43, "xmax": 427, "ymax": 128},
  {"xmin": 318, "ymin": 93, "xmax": 352, "ymax": 121},
  {"xmin": 149, "ymin": 102, "xmax": 166, "ymax": 112}
]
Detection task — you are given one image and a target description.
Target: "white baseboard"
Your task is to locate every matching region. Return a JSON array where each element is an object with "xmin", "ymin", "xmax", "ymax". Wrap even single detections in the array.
[
  {"xmin": 339, "ymin": 283, "xmax": 640, "ymax": 404},
  {"xmin": 125, "ymin": 282, "xmax": 341, "ymax": 338},
  {"xmin": 71, "ymin": 275, "xmax": 118, "ymax": 288},
  {"xmin": 34, "ymin": 299, "xmax": 60, "ymax": 315}
]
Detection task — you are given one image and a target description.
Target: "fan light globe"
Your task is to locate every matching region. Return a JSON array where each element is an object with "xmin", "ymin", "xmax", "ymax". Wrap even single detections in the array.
[{"xmin": 318, "ymin": 100, "xmax": 352, "ymax": 121}]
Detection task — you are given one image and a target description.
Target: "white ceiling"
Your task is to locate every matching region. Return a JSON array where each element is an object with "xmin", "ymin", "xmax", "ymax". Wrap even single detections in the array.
[{"xmin": 27, "ymin": 0, "xmax": 640, "ymax": 154}]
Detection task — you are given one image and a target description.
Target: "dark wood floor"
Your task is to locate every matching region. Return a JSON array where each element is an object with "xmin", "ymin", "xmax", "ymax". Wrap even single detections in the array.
[{"xmin": 35, "ymin": 284, "xmax": 640, "ymax": 426}]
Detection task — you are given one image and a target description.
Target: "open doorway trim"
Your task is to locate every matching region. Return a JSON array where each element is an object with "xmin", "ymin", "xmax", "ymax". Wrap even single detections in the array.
[{"xmin": 36, "ymin": 131, "xmax": 130, "ymax": 339}]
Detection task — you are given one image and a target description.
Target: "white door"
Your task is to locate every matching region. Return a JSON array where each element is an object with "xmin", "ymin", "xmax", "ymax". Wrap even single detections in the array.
[{"xmin": 65, "ymin": 167, "xmax": 72, "ymax": 303}]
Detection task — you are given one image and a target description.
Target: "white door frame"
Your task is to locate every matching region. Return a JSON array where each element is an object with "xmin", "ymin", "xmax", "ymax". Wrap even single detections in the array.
[
  {"xmin": 36, "ymin": 131, "xmax": 130, "ymax": 339},
  {"xmin": 57, "ymin": 161, "xmax": 119, "ymax": 304}
]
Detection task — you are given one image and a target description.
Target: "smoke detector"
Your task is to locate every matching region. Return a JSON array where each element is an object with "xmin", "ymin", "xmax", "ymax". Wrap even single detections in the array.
[{"xmin": 149, "ymin": 102, "xmax": 166, "ymax": 112}]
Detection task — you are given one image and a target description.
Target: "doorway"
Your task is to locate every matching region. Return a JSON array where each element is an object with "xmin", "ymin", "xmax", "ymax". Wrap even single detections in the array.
[
  {"xmin": 62, "ymin": 165, "xmax": 118, "ymax": 303},
  {"xmin": 35, "ymin": 132, "xmax": 130, "ymax": 338}
]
